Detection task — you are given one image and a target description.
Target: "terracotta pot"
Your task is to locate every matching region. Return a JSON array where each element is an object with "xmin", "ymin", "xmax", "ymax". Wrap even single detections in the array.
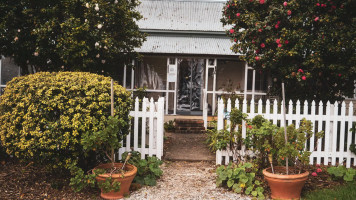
[
  {"xmin": 263, "ymin": 166, "xmax": 309, "ymax": 200},
  {"xmin": 94, "ymin": 163, "xmax": 137, "ymax": 200}
]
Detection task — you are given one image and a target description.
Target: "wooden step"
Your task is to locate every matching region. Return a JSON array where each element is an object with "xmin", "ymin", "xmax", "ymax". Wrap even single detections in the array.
[{"xmin": 174, "ymin": 119, "xmax": 205, "ymax": 134}]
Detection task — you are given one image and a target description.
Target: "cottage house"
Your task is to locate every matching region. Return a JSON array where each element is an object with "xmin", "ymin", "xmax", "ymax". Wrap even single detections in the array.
[
  {"xmin": 0, "ymin": 0, "xmax": 270, "ymax": 119},
  {"xmin": 127, "ymin": 0, "xmax": 269, "ymax": 117}
]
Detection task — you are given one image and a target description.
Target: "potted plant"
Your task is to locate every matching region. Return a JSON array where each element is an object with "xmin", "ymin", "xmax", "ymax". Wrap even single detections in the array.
[
  {"xmin": 245, "ymin": 83, "xmax": 323, "ymax": 200},
  {"xmin": 70, "ymin": 79, "xmax": 136, "ymax": 199}
]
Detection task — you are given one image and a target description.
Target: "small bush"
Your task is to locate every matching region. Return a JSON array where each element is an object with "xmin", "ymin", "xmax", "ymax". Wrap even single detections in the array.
[
  {"xmin": 121, "ymin": 151, "xmax": 163, "ymax": 186},
  {"xmin": 0, "ymin": 72, "xmax": 131, "ymax": 170}
]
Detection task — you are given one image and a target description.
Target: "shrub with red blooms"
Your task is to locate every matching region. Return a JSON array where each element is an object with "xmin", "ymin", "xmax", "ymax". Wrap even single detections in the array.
[{"xmin": 222, "ymin": 0, "xmax": 356, "ymax": 102}]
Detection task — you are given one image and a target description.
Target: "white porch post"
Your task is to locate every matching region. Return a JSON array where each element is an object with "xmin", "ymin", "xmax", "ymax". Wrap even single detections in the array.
[
  {"xmin": 123, "ymin": 64, "xmax": 126, "ymax": 88},
  {"xmin": 166, "ymin": 58, "xmax": 169, "ymax": 115},
  {"xmin": 203, "ymin": 59, "xmax": 210, "ymax": 128},
  {"xmin": 173, "ymin": 58, "xmax": 177, "ymax": 115},
  {"xmin": 131, "ymin": 60, "xmax": 135, "ymax": 90},
  {"xmin": 244, "ymin": 62, "xmax": 248, "ymax": 100},
  {"xmin": 212, "ymin": 59, "xmax": 217, "ymax": 115},
  {"xmin": 252, "ymin": 69, "xmax": 256, "ymax": 100}
]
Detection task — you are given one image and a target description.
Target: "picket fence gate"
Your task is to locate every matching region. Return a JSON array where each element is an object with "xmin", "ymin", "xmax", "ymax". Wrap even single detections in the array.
[
  {"xmin": 216, "ymin": 98, "xmax": 356, "ymax": 168},
  {"xmin": 118, "ymin": 97, "xmax": 164, "ymax": 160}
]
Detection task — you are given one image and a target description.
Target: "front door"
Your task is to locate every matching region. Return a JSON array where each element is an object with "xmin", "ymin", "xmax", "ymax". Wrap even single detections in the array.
[{"xmin": 177, "ymin": 58, "xmax": 205, "ymax": 115}]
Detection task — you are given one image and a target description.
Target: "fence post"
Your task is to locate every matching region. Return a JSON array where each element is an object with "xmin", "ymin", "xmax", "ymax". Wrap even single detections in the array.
[
  {"xmin": 156, "ymin": 97, "xmax": 164, "ymax": 159},
  {"xmin": 216, "ymin": 98, "xmax": 224, "ymax": 165}
]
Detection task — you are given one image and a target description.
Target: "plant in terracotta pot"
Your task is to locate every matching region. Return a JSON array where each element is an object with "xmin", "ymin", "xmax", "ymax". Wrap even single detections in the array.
[
  {"xmin": 69, "ymin": 80, "xmax": 136, "ymax": 199},
  {"xmin": 245, "ymin": 116, "xmax": 323, "ymax": 199}
]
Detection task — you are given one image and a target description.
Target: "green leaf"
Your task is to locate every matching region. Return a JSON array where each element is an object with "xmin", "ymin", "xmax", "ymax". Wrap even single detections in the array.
[
  {"xmin": 254, "ymin": 180, "xmax": 261, "ymax": 186},
  {"xmin": 252, "ymin": 191, "xmax": 258, "ymax": 197},
  {"xmin": 227, "ymin": 179, "xmax": 235, "ymax": 188},
  {"xmin": 343, "ymin": 173, "xmax": 354, "ymax": 182},
  {"xmin": 144, "ymin": 176, "xmax": 157, "ymax": 186},
  {"xmin": 232, "ymin": 184, "xmax": 242, "ymax": 193}
]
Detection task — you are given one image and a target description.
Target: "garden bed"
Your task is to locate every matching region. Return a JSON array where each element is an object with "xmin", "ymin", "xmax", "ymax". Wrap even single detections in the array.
[{"xmin": 0, "ymin": 157, "xmax": 98, "ymax": 200}]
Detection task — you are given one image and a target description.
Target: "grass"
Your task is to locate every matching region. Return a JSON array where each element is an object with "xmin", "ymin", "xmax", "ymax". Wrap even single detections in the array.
[{"xmin": 302, "ymin": 182, "xmax": 356, "ymax": 200}]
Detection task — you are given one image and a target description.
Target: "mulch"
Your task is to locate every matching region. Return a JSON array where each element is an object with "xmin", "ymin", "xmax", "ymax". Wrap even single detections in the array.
[
  {"xmin": 0, "ymin": 157, "xmax": 100, "ymax": 200},
  {"xmin": 0, "ymin": 154, "xmax": 349, "ymax": 200}
]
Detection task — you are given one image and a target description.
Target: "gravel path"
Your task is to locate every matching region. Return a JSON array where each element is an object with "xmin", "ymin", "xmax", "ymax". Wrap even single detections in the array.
[{"xmin": 126, "ymin": 161, "xmax": 251, "ymax": 200}]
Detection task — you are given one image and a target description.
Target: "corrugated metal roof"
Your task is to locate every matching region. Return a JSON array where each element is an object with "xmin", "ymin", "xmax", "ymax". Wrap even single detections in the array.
[
  {"xmin": 135, "ymin": 35, "xmax": 239, "ymax": 55},
  {"xmin": 137, "ymin": 0, "xmax": 227, "ymax": 32}
]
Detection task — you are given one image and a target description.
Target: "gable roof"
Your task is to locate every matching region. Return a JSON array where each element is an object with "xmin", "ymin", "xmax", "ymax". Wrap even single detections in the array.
[{"xmin": 137, "ymin": 0, "xmax": 227, "ymax": 32}]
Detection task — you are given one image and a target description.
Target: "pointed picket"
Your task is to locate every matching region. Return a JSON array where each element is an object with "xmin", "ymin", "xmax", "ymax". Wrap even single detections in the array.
[
  {"xmin": 295, "ymin": 100, "xmax": 301, "ymax": 129},
  {"xmin": 331, "ymin": 101, "xmax": 339, "ymax": 165},
  {"xmin": 316, "ymin": 101, "xmax": 324, "ymax": 164},
  {"xmin": 273, "ymin": 99, "xmax": 278, "ymax": 125},
  {"xmin": 258, "ymin": 99, "xmax": 263, "ymax": 114},
  {"xmin": 347, "ymin": 101, "xmax": 353, "ymax": 168}
]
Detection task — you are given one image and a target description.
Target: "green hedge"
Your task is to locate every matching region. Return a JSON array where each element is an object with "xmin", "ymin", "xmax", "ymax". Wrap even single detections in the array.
[{"xmin": 0, "ymin": 72, "xmax": 131, "ymax": 169}]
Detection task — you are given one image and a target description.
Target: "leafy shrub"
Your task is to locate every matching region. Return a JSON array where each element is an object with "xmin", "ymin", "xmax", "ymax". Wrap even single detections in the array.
[
  {"xmin": 0, "ymin": 72, "xmax": 131, "ymax": 170},
  {"xmin": 216, "ymin": 162, "xmax": 264, "ymax": 199},
  {"xmin": 121, "ymin": 151, "xmax": 163, "ymax": 186},
  {"xmin": 206, "ymin": 108, "xmax": 247, "ymax": 152},
  {"xmin": 327, "ymin": 166, "xmax": 356, "ymax": 182}
]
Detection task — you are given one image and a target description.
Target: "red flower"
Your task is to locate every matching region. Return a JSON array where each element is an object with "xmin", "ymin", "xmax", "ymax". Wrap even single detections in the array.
[
  {"xmin": 316, "ymin": 164, "xmax": 320, "ymax": 167},
  {"xmin": 247, "ymin": 125, "xmax": 252, "ymax": 129},
  {"xmin": 278, "ymin": 44, "xmax": 282, "ymax": 48},
  {"xmin": 338, "ymin": 73, "xmax": 341, "ymax": 77},
  {"xmin": 316, "ymin": 3, "xmax": 320, "ymax": 6},
  {"xmin": 283, "ymin": 1, "xmax": 287, "ymax": 7},
  {"xmin": 321, "ymin": 4, "xmax": 326, "ymax": 7},
  {"xmin": 258, "ymin": 28, "xmax": 262, "ymax": 32},
  {"xmin": 314, "ymin": 17, "xmax": 319, "ymax": 21},
  {"xmin": 236, "ymin": 13, "xmax": 241, "ymax": 17},
  {"xmin": 298, "ymin": 69, "xmax": 304, "ymax": 73},
  {"xmin": 287, "ymin": 10, "xmax": 292, "ymax": 15},
  {"xmin": 331, "ymin": 5, "xmax": 336, "ymax": 9},
  {"xmin": 255, "ymin": 56, "xmax": 261, "ymax": 61},
  {"xmin": 302, "ymin": 76, "xmax": 306, "ymax": 80},
  {"xmin": 260, "ymin": 43, "xmax": 265, "ymax": 48},
  {"xmin": 259, "ymin": 0, "xmax": 265, "ymax": 4},
  {"xmin": 317, "ymin": 168, "xmax": 322, "ymax": 173},
  {"xmin": 276, "ymin": 39, "xmax": 281, "ymax": 44},
  {"xmin": 275, "ymin": 24, "xmax": 279, "ymax": 29},
  {"xmin": 255, "ymin": 49, "xmax": 260, "ymax": 54},
  {"xmin": 284, "ymin": 40, "xmax": 289, "ymax": 44},
  {"xmin": 312, "ymin": 172, "xmax": 317, "ymax": 176},
  {"xmin": 234, "ymin": 39, "xmax": 237, "ymax": 42},
  {"xmin": 229, "ymin": 29, "xmax": 234, "ymax": 34}
]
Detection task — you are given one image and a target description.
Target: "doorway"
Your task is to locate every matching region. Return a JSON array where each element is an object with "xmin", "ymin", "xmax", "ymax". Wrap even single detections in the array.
[{"xmin": 177, "ymin": 58, "xmax": 205, "ymax": 115}]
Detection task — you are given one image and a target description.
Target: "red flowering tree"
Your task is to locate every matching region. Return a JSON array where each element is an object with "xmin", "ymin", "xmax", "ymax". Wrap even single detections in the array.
[{"xmin": 222, "ymin": 0, "xmax": 356, "ymax": 102}]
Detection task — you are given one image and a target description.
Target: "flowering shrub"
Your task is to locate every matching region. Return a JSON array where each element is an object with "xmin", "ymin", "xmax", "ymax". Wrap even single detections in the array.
[
  {"xmin": 222, "ymin": 0, "xmax": 356, "ymax": 102},
  {"xmin": 0, "ymin": 0, "xmax": 145, "ymax": 74},
  {"xmin": 0, "ymin": 72, "xmax": 131, "ymax": 170}
]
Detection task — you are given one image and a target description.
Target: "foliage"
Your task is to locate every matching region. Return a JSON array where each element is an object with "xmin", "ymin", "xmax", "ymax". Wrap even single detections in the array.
[
  {"xmin": 222, "ymin": 0, "xmax": 356, "ymax": 102},
  {"xmin": 121, "ymin": 151, "xmax": 163, "ymax": 186},
  {"xmin": 0, "ymin": 71, "xmax": 131, "ymax": 170},
  {"xmin": 245, "ymin": 116, "xmax": 324, "ymax": 171},
  {"xmin": 164, "ymin": 120, "xmax": 175, "ymax": 132},
  {"xmin": 0, "ymin": 0, "xmax": 146, "ymax": 74},
  {"xmin": 216, "ymin": 162, "xmax": 264, "ymax": 199},
  {"xmin": 205, "ymin": 108, "xmax": 247, "ymax": 152},
  {"xmin": 327, "ymin": 166, "xmax": 356, "ymax": 182},
  {"xmin": 350, "ymin": 144, "xmax": 356, "ymax": 155}
]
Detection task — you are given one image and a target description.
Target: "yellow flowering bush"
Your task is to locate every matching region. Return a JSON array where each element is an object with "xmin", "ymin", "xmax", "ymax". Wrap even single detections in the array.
[{"xmin": 0, "ymin": 72, "xmax": 131, "ymax": 169}]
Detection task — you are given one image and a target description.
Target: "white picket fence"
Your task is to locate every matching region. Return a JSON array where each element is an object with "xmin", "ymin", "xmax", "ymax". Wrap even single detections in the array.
[
  {"xmin": 118, "ymin": 97, "xmax": 165, "ymax": 160},
  {"xmin": 216, "ymin": 98, "xmax": 356, "ymax": 168}
]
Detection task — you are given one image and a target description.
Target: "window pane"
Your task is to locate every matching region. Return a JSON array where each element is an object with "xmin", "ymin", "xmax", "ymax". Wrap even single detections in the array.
[
  {"xmin": 216, "ymin": 60, "xmax": 245, "ymax": 92},
  {"xmin": 135, "ymin": 56, "xmax": 167, "ymax": 90}
]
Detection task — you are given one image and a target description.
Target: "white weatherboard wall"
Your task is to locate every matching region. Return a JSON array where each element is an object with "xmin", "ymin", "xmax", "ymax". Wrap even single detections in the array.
[
  {"xmin": 216, "ymin": 98, "xmax": 356, "ymax": 168},
  {"xmin": 118, "ymin": 97, "xmax": 164, "ymax": 160}
]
